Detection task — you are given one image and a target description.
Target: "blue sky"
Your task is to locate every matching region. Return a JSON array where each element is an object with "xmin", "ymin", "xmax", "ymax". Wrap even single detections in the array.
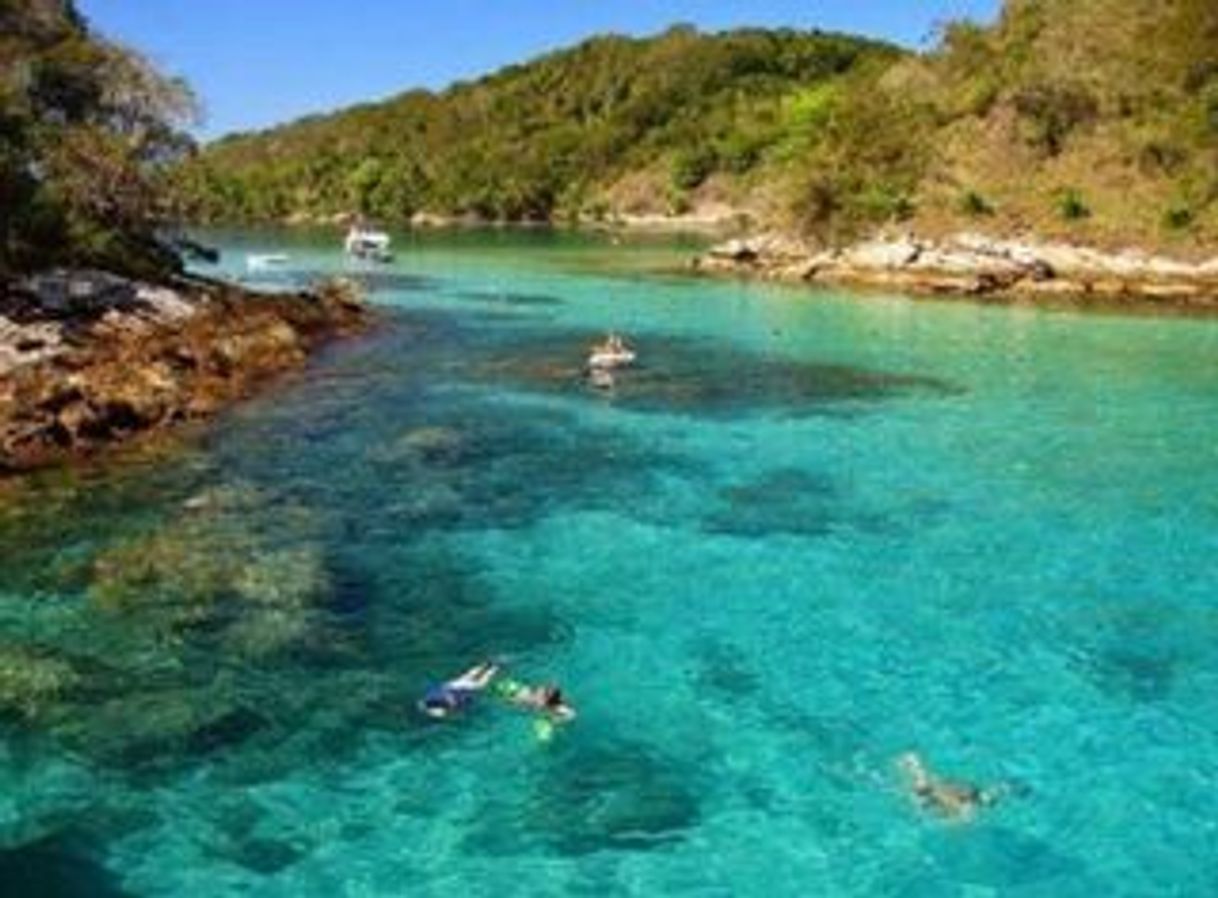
[{"xmin": 78, "ymin": 0, "xmax": 1001, "ymax": 140}]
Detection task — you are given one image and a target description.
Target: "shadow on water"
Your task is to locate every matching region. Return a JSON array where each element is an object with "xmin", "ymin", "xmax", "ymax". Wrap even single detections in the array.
[
  {"xmin": 0, "ymin": 832, "xmax": 130, "ymax": 898},
  {"xmin": 469, "ymin": 328, "xmax": 959, "ymax": 418}
]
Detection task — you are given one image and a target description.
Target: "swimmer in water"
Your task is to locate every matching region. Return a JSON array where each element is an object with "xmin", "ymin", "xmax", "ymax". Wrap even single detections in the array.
[
  {"xmin": 586, "ymin": 366, "xmax": 616, "ymax": 391},
  {"xmin": 897, "ymin": 752, "xmax": 1008, "ymax": 823},
  {"xmin": 495, "ymin": 679, "xmax": 577, "ymax": 723},
  {"xmin": 418, "ymin": 661, "xmax": 499, "ymax": 720}
]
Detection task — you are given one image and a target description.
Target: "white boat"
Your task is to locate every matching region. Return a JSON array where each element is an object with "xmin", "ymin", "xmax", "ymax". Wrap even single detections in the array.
[
  {"xmin": 587, "ymin": 334, "xmax": 636, "ymax": 370},
  {"xmin": 344, "ymin": 226, "xmax": 393, "ymax": 261},
  {"xmin": 245, "ymin": 253, "xmax": 290, "ymax": 271}
]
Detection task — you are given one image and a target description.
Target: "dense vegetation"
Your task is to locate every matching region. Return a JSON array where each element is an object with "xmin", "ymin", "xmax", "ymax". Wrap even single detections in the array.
[
  {"xmin": 183, "ymin": 0, "xmax": 1218, "ymax": 250},
  {"xmin": 176, "ymin": 27, "xmax": 900, "ymax": 227},
  {"xmin": 826, "ymin": 0, "xmax": 1218, "ymax": 247},
  {"xmin": 6, "ymin": 0, "xmax": 1215, "ymax": 263},
  {"xmin": 0, "ymin": 0, "xmax": 196, "ymax": 282}
]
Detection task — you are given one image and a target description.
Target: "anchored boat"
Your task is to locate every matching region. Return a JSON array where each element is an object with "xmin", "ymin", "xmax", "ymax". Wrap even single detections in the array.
[
  {"xmin": 245, "ymin": 253, "xmax": 290, "ymax": 271},
  {"xmin": 587, "ymin": 333, "xmax": 636, "ymax": 370},
  {"xmin": 344, "ymin": 226, "xmax": 393, "ymax": 262}
]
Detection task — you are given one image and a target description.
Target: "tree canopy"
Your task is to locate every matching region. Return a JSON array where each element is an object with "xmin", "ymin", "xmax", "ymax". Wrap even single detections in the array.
[
  {"xmin": 0, "ymin": 0, "xmax": 197, "ymax": 281},
  {"xmin": 176, "ymin": 27, "xmax": 899, "ymax": 226},
  {"xmin": 182, "ymin": 1, "xmax": 1218, "ymax": 249},
  {"xmin": 786, "ymin": 0, "xmax": 1218, "ymax": 244}
]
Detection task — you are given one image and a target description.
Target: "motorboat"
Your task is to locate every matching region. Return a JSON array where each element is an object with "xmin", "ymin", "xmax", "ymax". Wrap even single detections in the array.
[
  {"xmin": 344, "ymin": 226, "xmax": 393, "ymax": 262},
  {"xmin": 587, "ymin": 333, "xmax": 636, "ymax": 370},
  {"xmin": 245, "ymin": 253, "xmax": 290, "ymax": 271}
]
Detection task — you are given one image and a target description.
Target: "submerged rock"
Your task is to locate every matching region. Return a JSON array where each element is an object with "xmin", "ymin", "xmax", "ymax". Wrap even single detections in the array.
[
  {"xmin": 703, "ymin": 468, "xmax": 841, "ymax": 538},
  {"xmin": 474, "ymin": 329, "xmax": 954, "ymax": 418},
  {"xmin": 88, "ymin": 487, "xmax": 330, "ymax": 657},
  {"xmin": 0, "ymin": 646, "xmax": 80, "ymax": 721},
  {"xmin": 377, "ymin": 425, "xmax": 466, "ymax": 466}
]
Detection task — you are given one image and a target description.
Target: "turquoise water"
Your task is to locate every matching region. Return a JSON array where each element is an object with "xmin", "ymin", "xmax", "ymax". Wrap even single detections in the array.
[{"xmin": 2, "ymin": 229, "xmax": 1218, "ymax": 896}]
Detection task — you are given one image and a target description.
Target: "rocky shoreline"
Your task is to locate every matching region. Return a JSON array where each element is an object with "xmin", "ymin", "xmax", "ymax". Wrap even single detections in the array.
[
  {"xmin": 693, "ymin": 232, "xmax": 1218, "ymax": 310},
  {"xmin": 0, "ymin": 272, "xmax": 368, "ymax": 473}
]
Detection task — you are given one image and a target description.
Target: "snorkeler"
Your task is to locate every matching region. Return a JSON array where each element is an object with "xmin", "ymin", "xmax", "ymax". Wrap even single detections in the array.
[
  {"xmin": 494, "ymin": 678, "xmax": 577, "ymax": 722},
  {"xmin": 418, "ymin": 661, "xmax": 499, "ymax": 720},
  {"xmin": 897, "ymin": 752, "xmax": 1009, "ymax": 823}
]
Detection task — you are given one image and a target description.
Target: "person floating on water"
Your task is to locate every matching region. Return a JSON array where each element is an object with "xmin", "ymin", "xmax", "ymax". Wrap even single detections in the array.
[
  {"xmin": 587, "ymin": 366, "xmax": 616, "ymax": 391},
  {"xmin": 897, "ymin": 752, "xmax": 1011, "ymax": 823},
  {"xmin": 494, "ymin": 677, "xmax": 577, "ymax": 741},
  {"xmin": 418, "ymin": 661, "xmax": 499, "ymax": 720}
]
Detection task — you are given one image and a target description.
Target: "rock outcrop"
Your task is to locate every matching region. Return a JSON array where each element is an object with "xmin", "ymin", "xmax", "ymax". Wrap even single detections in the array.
[
  {"xmin": 694, "ymin": 232, "xmax": 1218, "ymax": 309},
  {"xmin": 0, "ymin": 272, "xmax": 368, "ymax": 473}
]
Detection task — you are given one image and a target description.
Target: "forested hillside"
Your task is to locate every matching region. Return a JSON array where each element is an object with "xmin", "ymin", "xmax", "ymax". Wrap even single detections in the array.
[
  {"xmin": 181, "ymin": 0, "xmax": 1218, "ymax": 250},
  {"xmin": 175, "ymin": 27, "xmax": 899, "ymax": 226},
  {"xmin": 0, "ymin": 0, "xmax": 196, "ymax": 281},
  {"xmin": 824, "ymin": 0, "xmax": 1218, "ymax": 247}
]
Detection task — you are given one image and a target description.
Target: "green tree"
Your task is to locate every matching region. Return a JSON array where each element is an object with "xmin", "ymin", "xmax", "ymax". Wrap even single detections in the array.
[{"xmin": 1, "ymin": 0, "xmax": 198, "ymax": 281}]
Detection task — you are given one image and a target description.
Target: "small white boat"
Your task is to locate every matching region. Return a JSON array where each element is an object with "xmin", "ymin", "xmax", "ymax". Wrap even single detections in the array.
[
  {"xmin": 245, "ymin": 253, "xmax": 290, "ymax": 271},
  {"xmin": 345, "ymin": 226, "xmax": 393, "ymax": 262},
  {"xmin": 588, "ymin": 347, "xmax": 636, "ymax": 369},
  {"xmin": 587, "ymin": 333, "xmax": 636, "ymax": 370}
]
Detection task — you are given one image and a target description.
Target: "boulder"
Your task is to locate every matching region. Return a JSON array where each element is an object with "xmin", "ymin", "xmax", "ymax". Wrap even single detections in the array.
[
  {"xmin": 707, "ymin": 238, "xmax": 759, "ymax": 263},
  {"xmin": 0, "ymin": 317, "xmax": 64, "ymax": 376},
  {"xmin": 18, "ymin": 270, "xmax": 141, "ymax": 321},
  {"xmin": 840, "ymin": 237, "xmax": 922, "ymax": 270},
  {"xmin": 694, "ymin": 229, "xmax": 1218, "ymax": 308}
]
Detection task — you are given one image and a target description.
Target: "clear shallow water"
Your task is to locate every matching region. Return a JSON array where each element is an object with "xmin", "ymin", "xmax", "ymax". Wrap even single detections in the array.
[{"xmin": 2, "ymin": 229, "xmax": 1218, "ymax": 897}]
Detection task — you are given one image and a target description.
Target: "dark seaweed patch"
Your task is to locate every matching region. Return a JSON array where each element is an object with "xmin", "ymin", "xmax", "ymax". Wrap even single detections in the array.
[
  {"xmin": 361, "ymin": 401, "xmax": 695, "ymax": 534},
  {"xmin": 185, "ymin": 707, "xmax": 270, "ymax": 757},
  {"xmin": 0, "ymin": 832, "xmax": 130, "ymax": 898},
  {"xmin": 923, "ymin": 826, "xmax": 1091, "ymax": 890},
  {"xmin": 691, "ymin": 640, "xmax": 760, "ymax": 699},
  {"xmin": 470, "ymin": 329, "xmax": 957, "ymax": 418},
  {"xmin": 466, "ymin": 739, "xmax": 702, "ymax": 857},
  {"xmin": 322, "ymin": 554, "xmax": 378, "ymax": 621},
  {"xmin": 1069, "ymin": 610, "xmax": 1194, "ymax": 704},
  {"xmin": 294, "ymin": 270, "xmax": 440, "ymax": 295},
  {"xmin": 702, "ymin": 468, "xmax": 840, "ymax": 538},
  {"xmin": 451, "ymin": 289, "xmax": 564, "ymax": 307},
  {"xmin": 226, "ymin": 837, "xmax": 306, "ymax": 876},
  {"xmin": 204, "ymin": 796, "xmax": 312, "ymax": 875},
  {"xmin": 1080, "ymin": 645, "xmax": 1178, "ymax": 703},
  {"xmin": 533, "ymin": 741, "xmax": 702, "ymax": 855},
  {"xmin": 364, "ymin": 545, "xmax": 571, "ymax": 673}
]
